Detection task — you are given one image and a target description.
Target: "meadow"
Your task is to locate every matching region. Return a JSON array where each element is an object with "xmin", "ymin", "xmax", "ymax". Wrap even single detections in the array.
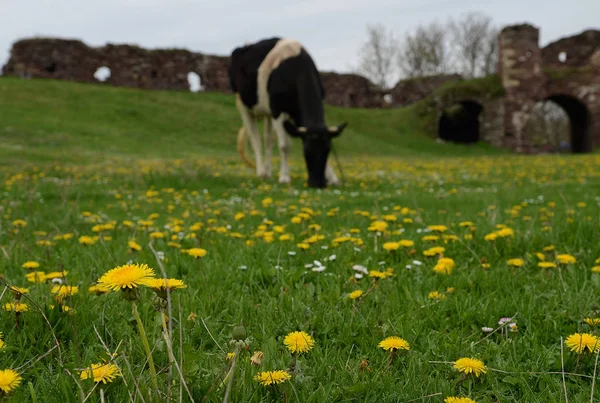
[{"xmin": 1, "ymin": 78, "xmax": 600, "ymax": 402}]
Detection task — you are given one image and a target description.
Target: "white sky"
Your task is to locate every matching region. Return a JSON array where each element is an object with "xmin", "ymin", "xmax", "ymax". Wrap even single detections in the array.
[{"xmin": 1, "ymin": 0, "xmax": 599, "ymax": 73}]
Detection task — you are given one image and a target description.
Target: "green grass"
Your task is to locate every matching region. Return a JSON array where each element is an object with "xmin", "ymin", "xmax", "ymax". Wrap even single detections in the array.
[
  {"xmin": 0, "ymin": 77, "xmax": 502, "ymax": 165},
  {"xmin": 1, "ymin": 78, "xmax": 600, "ymax": 402}
]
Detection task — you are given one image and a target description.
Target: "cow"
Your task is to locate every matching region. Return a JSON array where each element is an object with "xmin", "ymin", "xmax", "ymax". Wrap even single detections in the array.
[{"xmin": 228, "ymin": 37, "xmax": 347, "ymax": 188}]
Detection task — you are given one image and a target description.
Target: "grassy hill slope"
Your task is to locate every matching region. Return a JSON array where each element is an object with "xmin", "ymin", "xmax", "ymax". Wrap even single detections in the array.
[{"xmin": 0, "ymin": 78, "xmax": 501, "ymax": 164}]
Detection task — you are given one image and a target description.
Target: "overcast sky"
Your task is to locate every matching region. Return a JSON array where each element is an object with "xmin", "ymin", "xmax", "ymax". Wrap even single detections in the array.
[{"xmin": 2, "ymin": 0, "xmax": 599, "ymax": 74}]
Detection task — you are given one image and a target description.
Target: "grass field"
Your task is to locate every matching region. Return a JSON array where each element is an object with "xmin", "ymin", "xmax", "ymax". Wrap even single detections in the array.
[{"xmin": 1, "ymin": 78, "xmax": 600, "ymax": 403}]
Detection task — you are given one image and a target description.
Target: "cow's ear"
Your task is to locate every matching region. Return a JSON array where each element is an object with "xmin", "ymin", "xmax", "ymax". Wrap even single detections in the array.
[
  {"xmin": 284, "ymin": 120, "xmax": 305, "ymax": 138},
  {"xmin": 328, "ymin": 122, "xmax": 347, "ymax": 138}
]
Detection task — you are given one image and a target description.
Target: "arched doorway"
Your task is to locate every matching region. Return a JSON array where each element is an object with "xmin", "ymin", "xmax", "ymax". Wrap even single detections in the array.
[
  {"xmin": 523, "ymin": 95, "xmax": 590, "ymax": 153},
  {"xmin": 438, "ymin": 101, "xmax": 483, "ymax": 144}
]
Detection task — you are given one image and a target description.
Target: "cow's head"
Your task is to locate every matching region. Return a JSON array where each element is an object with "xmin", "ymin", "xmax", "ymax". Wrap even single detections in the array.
[{"xmin": 284, "ymin": 121, "xmax": 347, "ymax": 188}]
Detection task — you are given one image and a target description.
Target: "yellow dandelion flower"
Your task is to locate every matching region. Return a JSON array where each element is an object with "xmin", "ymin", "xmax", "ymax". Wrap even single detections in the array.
[
  {"xmin": 254, "ymin": 370, "xmax": 291, "ymax": 386},
  {"xmin": 0, "ymin": 339, "xmax": 4, "ymax": 350},
  {"xmin": 424, "ymin": 246, "xmax": 445, "ymax": 257},
  {"xmin": 422, "ymin": 235, "xmax": 440, "ymax": 242},
  {"xmin": 538, "ymin": 262, "xmax": 556, "ymax": 269},
  {"xmin": 283, "ymin": 331, "xmax": 315, "ymax": 354},
  {"xmin": 398, "ymin": 239, "xmax": 415, "ymax": 247},
  {"xmin": 349, "ymin": 290, "xmax": 364, "ymax": 300},
  {"xmin": 507, "ymin": 258, "xmax": 524, "ymax": 267},
  {"xmin": 378, "ymin": 336, "xmax": 410, "ymax": 351},
  {"xmin": 428, "ymin": 225, "xmax": 448, "ymax": 232},
  {"xmin": 453, "ymin": 358, "xmax": 486, "ymax": 377},
  {"xmin": 46, "ymin": 271, "xmax": 68, "ymax": 280},
  {"xmin": 9, "ymin": 287, "xmax": 29, "ymax": 297},
  {"xmin": 368, "ymin": 221, "xmax": 388, "ymax": 232},
  {"xmin": 383, "ymin": 242, "xmax": 400, "ymax": 252},
  {"xmin": 0, "ymin": 369, "xmax": 22, "ymax": 393},
  {"xmin": 78, "ymin": 236, "xmax": 97, "ymax": 246},
  {"xmin": 186, "ymin": 248, "xmax": 207, "ymax": 258},
  {"xmin": 565, "ymin": 333, "xmax": 600, "ymax": 354},
  {"xmin": 21, "ymin": 261, "xmax": 40, "ymax": 270},
  {"xmin": 88, "ymin": 284, "xmax": 110, "ymax": 295},
  {"xmin": 80, "ymin": 363, "xmax": 121, "ymax": 384},
  {"xmin": 51, "ymin": 285, "xmax": 79, "ymax": 303},
  {"xmin": 444, "ymin": 397, "xmax": 477, "ymax": 403},
  {"xmin": 145, "ymin": 278, "xmax": 187, "ymax": 299},
  {"xmin": 557, "ymin": 254, "xmax": 576, "ymax": 264},
  {"xmin": 128, "ymin": 241, "xmax": 142, "ymax": 252},
  {"xmin": 584, "ymin": 318, "xmax": 600, "ymax": 326},
  {"xmin": 11, "ymin": 219, "xmax": 27, "ymax": 228},
  {"xmin": 3, "ymin": 303, "xmax": 29, "ymax": 313},
  {"xmin": 25, "ymin": 271, "xmax": 46, "ymax": 283},
  {"xmin": 97, "ymin": 263, "xmax": 155, "ymax": 291},
  {"xmin": 428, "ymin": 291, "xmax": 446, "ymax": 300},
  {"xmin": 369, "ymin": 270, "xmax": 389, "ymax": 279},
  {"xmin": 433, "ymin": 257, "xmax": 455, "ymax": 275}
]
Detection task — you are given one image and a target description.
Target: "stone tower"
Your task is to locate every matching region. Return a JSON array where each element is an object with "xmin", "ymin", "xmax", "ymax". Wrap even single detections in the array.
[{"xmin": 498, "ymin": 24, "xmax": 545, "ymax": 151}]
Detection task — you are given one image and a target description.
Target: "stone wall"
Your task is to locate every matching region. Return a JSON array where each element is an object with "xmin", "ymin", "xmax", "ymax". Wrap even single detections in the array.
[
  {"xmin": 2, "ymin": 37, "xmax": 380, "ymax": 107},
  {"xmin": 2, "ymin": 38, "xmax": 231, "ymax": 92},
  {"xmin": 498, "ymin": 25, "xmax": 600, "ymax": 153}
]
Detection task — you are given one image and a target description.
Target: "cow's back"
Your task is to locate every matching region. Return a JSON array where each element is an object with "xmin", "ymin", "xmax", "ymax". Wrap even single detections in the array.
[{"xmin": 229, "ymin": 38, "xmax": 280, "ymax": 109}]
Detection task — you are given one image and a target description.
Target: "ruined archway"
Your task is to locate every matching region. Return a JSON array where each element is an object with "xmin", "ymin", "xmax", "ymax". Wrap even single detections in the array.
[
  {"xmin": 549, "ymin": 95, "xmax": 591, "ymax": 153},
  {"xmin": 438, "ymin": 101, "xmax": 483, "ymax": 144},
  {"xmin": 523, "ymin": 95, "xmax": 591, "ymax": 153}
]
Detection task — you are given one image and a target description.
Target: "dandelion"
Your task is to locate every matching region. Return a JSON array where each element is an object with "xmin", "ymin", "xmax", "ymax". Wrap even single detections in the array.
[
  {"xmin": 428, "ymin": 291, "xmax": 446, "ymax": 300},
  {"xmin": 186, "ymin": 248, "xmax": 207, "ymax": 258},
  {"xmin": 78, "ymin": 235, "xmax": 97, "ymax": 246},
  {"xmin": 9, "ymin": 287, "xmax": 29, "ymax": 298},
  {"xmin": 145, "ymin": 278, "xmax": 187, "ymax": 299},
  {"xmin": 283, "ymin": 331, "xmax": 315, "ymax": 354},
  {"xmin": 349, "ymin": 290, "xmax": 364, "ymax": 300},
  {"xmin": 507, "ymin": 258, "xmax": 524, "ymax": 267},
  {"xmin": 584, "ymin": 318, "xmax": 600, "ymax": 326},
  {"xmin": 128, "ymin": 240, "xmax": 142, "ymax": 252},
  {"xmin": 378, "ymin": 336, "xmax": 410, "ymax": 352},
  {"xmin": 565, "ymin": 333, "xmax": 600, "ymax": 354},
  {"xmin": 538, "ymin": 262, "xmax": 556, "ymax": 268},
  {"xmin": 0, "ymin": 369, "xmax": 22, "ymax": 393},
  {"xmin": 25, "ymin": 271, "xmax": 46, "ymax": 283},
  {"xmin": 51, "ymin": 285, "xmax": 79, "ymax": 303},
  {"xmin": 368, "ymin": 221, "xmax": 388, "ymax": 232},
  {"xmin": 593, "ymin": 266, "xmax": 600, "ymax": 273},
  {"xmin": 557, "ymin": 254, "xmax": 576, "ymax": 264},
  {"xmin": 453, "ymin": 357, "xmax": 487, "ymax": 377},
  {"xmin": 433, "ymin": 257, "xmax": 455, "ymax": 275},
  {"xmin": 444, "ymin": 398, "xmax": 477, "ymax": 403},
  {"xmin": 369, "ymin": 270, "xmax": 389, "ymax": 279},
  {"xmin": 3, "ymin": 303, "xmax": 29, "ymax": 313},
  {"xmin": 250, "ymin": 351, "xmax": 264, "ymax": 366},
  {"xmin": 383, "ymin": 242, "xmax": 400, "ymax": 252},
  {"xmin": 46, "ymin": 271, "xmax": 68, "ymax": 280},
  {"xmin": 97, "ymin": 263, "xmax": 155, "ymax": 291},
  {"xmin": 80, "ymin": 363, "xmax": 121, "ymax": 384},
  {"xmin": 88, "ymin": 284, "xmax": 110, "ymax": 295},
  {"xmin": 21, "ymin": 261, "xmax": 40, "ymax": 270},
  {"xmin": 428, "ymin": 225, "xmax": 448, "ymax": 232},
  {"xmin": 254, "ymin": 370, "xmax": 291, "ymax": 386}
]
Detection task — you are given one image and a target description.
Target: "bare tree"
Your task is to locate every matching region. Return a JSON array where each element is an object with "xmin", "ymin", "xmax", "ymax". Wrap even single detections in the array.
[
  {"xmin": 450, "ymin": 12, "xmax": 499, "ymax": 77},
  {"xmin": 357, "ymin": 23, "xmax": 399, "ymax": 88},
  {"xmin": 398, "ymin": 21, "xmax": 451, "ymax": 78}
]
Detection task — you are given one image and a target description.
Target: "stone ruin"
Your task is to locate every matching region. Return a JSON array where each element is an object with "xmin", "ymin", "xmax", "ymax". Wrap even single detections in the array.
[
  {"xmin": 2, "ymin": 25, "xmax": 600, "ymax": 153},
  {"xmin": 1, "ymin": 38, "xmax": 384, "ymax": 108},
  {"xmin": 435, "ymin": 25, "xmax": 600, "ymax": 153}
]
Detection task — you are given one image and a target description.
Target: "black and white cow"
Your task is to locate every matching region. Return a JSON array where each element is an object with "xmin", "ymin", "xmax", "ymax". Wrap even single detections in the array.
[{"xmin": 228, "ymin": 37, "xmax": 347, "ymax": 188}]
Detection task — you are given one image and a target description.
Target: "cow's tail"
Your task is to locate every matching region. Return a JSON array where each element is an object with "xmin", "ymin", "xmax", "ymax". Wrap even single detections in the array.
[{"xmin": 237, "ymin": 126, "xmax": 255, "ymax": 168}]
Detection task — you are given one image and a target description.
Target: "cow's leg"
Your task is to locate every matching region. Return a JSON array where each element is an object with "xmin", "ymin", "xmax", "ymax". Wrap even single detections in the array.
[
  {"xmin": 262, "ymin": 118, "xmax": 273, "ymax": 179},
  {"xmin": 272, "ymin": 116, "xmax": 291, "ymax": 184},
  {"xmin": 236, "ymin": 97, "xmax": 265, "ymax": 177},
  {"xmin": 326, "ymin": 162, "xmax": 340, "ymax": 186}
]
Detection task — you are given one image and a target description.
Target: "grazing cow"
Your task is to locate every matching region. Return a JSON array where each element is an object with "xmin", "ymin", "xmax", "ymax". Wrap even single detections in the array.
[{"xmin": 228, "ymin": 37, "xmax": 347, "ymax": 188}]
